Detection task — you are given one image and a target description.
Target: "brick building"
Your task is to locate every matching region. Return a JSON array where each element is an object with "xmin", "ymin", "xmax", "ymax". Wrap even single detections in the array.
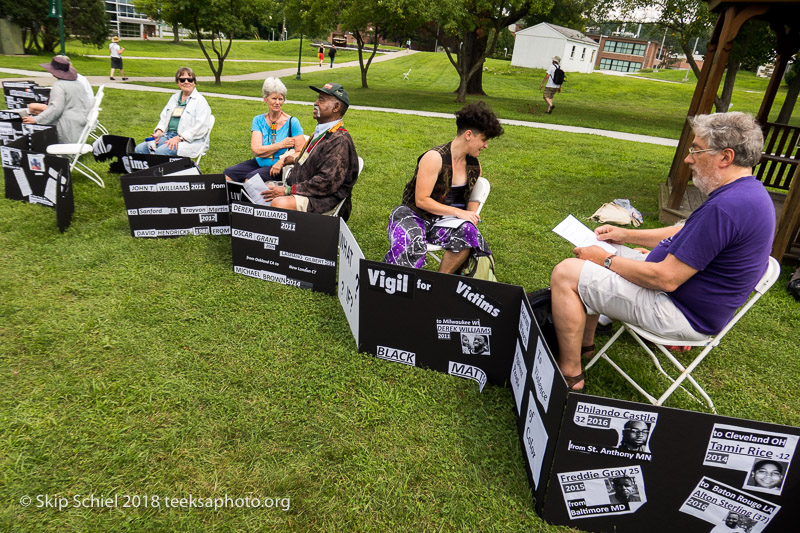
[{"xmin": 586, "ymin": 33, "xmax": 666, "ymax": 73}]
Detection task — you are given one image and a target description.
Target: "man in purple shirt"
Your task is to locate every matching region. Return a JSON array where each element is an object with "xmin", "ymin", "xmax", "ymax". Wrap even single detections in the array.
[{"xmin": 549, "ymin": 112, "xmax": 775, "ymax": 391}]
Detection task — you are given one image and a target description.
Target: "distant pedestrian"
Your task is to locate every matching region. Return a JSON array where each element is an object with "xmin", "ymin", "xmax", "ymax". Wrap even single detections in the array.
[
  {"xmin": 539, "ymin": 55, "xmax": 563, "ymax": 114},
  {"xmin": 329, "ymin": 44, "xmax": 337, "ymax": 68},
  {"xmin": 109, "ymin": 36, "xmax": 128, "ymax": 80},
  {"xmin": 318, "ymin": 45, "xmax": 324, "ymax": 67}
]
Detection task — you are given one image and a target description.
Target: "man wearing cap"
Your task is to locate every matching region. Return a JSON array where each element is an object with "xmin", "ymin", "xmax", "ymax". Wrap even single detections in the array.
[
  {"xmin": 261, "ymin": 83, "xmax": 359, "ymax": 220},
  {"xmin": 539, "ymin": 56, "xmax": 562, "ymax": 114},
  {"xmin": 23, "ymin": 56, "xmax": 92, "ymax": 144}
]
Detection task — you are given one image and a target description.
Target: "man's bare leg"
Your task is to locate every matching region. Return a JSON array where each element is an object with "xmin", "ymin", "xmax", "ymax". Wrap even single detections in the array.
[
  {"xmin": 550, "ymin": 258, "xmax": 588, "ymax": 388},
  {"xmin": 439, "ymin": 249, "xmax": 469, "ymax": 274}
]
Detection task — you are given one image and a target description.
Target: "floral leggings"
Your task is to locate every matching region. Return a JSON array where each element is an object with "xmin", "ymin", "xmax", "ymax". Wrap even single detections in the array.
[{"xmin": 383, "ymin": 205, "xmax": 491, "ymax": 268}]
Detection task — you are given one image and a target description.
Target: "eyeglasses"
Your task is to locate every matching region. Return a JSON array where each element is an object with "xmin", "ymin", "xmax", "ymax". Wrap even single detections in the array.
[
  {"xmin": 623, "ymin": 429, "xmax": 649, "ymax": 436},
  {"xmin": 178, "ymin": 77, "xmax": 195, "ymax": 83},
  {"xmin": 688, "ymin": 147, "xmax": 716, "ymax": 155}
]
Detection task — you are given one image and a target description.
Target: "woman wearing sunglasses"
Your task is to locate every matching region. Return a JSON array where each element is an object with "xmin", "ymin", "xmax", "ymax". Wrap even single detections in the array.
[{"xmin": 134, "ymin": 67, "xmax": 212, "ymax": 157}]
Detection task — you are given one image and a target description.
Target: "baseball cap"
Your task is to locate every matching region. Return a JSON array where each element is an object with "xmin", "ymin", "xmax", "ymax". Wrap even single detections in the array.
[{"xmin": 309, "ymin": 83, "xmax": 349, "ymax": 106}]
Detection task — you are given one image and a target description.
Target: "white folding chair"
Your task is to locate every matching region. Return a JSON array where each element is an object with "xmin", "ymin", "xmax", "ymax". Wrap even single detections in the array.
[
  {"xmin": 90, "ymin": 85, "xmax": 109, "ymax": 140},
  {"xmin": 426, "ymin": 176, "xmax": 491, "ymax": 263},
  {"xmin": 402, "ymin": 69, "xmax": 411, "ymax": 80},
  {"xmin": 585, "ymin": 256, "xmax": 781, "ymax": 413},
  {"xmin": 46, "ymin": 106, "xmax": 104, "ymax": 187},
  {"xmin": 193, "ymin": 115, "xmax": 215, "ymax": 167}
]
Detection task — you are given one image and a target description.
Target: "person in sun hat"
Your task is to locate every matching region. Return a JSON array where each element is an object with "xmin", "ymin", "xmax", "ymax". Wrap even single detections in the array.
[
  {"xmin": 109, "ymin": 36, "xmax": 127, "ymax": 80},
  {"xmin": 259, "ymin": 82, "xmax": 359, "ymax": 221},
  {"xmin": 539, "ymin": 55, "xmax": 563, "ymax": 114},
  {"xmin": 22, "ymin": 55, "xmax": 92, "ymax": 144}
]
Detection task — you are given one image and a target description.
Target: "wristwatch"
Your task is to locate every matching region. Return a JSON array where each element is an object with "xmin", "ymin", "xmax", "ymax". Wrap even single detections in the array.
[{"xmin": 603, "ymin": 254, "xmax": 616, "ymax": 269}]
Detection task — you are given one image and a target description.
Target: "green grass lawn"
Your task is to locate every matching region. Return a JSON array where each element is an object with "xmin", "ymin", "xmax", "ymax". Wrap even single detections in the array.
[{"xmin": 1, "ymin": 87, "xmax": 799, "ymax": 531}]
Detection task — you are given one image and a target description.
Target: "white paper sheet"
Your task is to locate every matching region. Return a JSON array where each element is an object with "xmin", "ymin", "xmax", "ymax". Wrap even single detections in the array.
[
  {"xmin": 553, "ymin": 215, "xmax": 616, "ymax": 253},
  {"xmin": 14, "ymin": 168, "xmax": 32, "ymax": 197}
]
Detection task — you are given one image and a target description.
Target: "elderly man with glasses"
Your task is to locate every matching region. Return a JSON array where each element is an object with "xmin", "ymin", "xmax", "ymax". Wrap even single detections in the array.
[{"xmin": 549, "ymin": 112, "xmax": 775, "ymax": 392}]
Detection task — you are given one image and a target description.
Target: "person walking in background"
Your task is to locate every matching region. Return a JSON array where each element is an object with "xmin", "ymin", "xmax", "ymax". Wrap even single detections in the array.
[
  {"xmin": 329, "ymin": 44, "xmax": 337, "ymax": 68},
  {"xmin": 109, "ymin": 36, "xmax": 127, "ymax": 80},
  {"xmin": 539, "ymin": 55, "xmax": 563, "ymax": 114},
  {"xmin": 318, "ymin": 45, "xmax": 325, "ymax": 67}
]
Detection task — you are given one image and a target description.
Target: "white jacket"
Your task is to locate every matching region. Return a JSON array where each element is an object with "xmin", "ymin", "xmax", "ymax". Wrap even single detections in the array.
[{"xmin": 154, "ymin": 88, "xmax": 212, "ymax": 158}]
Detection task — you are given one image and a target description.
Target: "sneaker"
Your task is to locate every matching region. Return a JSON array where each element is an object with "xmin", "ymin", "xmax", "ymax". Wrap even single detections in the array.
[
  {"xmin": 122, "ymin": 77, "xmax": 129, "ymax": 80},
  {"xmin": 110, "ymin": 77, "xmax": 115, "ymax": 80}
]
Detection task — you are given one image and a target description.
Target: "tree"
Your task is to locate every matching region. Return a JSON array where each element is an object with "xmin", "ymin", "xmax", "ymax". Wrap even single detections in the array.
[
  {"xmin": 523, "ymin": 0, "xmax": 597, "ymax": 31},
  {"xmin": 1, "ymin": 0, "xmax": 109, "ymax": 53},
  {"xmin": 715, "ymin": 20, "xmax": 775, "ymax": 113},
  {"xmin": 435, "ymin": 0, "xmax": 551, "ymax": 102},
  {"xmin": 338, "ymin": 0, "xmax": 430, "ymax": 88},
  {"xmin": 133, "ymin": 0, "xmax": 184, "ymax": 42},
  {"xmin": 171, "ymin": 0, "xmax": 276, "ymax": 85},
  {"xmin": 610, "ymin": 0, "xmax": 715, "ymax": 79}
]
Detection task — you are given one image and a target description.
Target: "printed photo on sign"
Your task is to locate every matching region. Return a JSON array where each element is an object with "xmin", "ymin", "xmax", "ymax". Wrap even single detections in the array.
[
  {"xmin": 522, "ymin": 391, "xmax": 548, "ymax": 488},
  {"xmin": 557, "ymin": 465, "xmax": 646, "ymax": 519},
  {"xmin": 1, "ymin": 146, "xmax": 23, "ymax": 169},
  {"xmin": 704, "ymin": 423, "xmax": 797, "ymax": 495},
  {"xmin": 28, "ymin": 154, "xmax": 45, "ymax": 173},
  {"xmin": 679, "ymin": 477, "xmax": 780, "ymax": 533},
  {"xmin": 531, "ymin": 336, "xmax": 555, "ymax": 413},
  {"xmin": 510, "ymin": 340, "xmax": 527, "ymax": 414},
  {"xmin": 568, "ymin": 402, "xmax": 658, "ymax": 461},
  {"xmin": 460, "ymin": 332, "xmax": 490, "ymax": 355}
]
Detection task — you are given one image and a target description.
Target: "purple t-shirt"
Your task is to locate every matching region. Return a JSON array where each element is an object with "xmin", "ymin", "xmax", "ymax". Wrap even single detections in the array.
[{"xmin": 645, "ymin": 176, "xmax": 775, "ymax": 335}]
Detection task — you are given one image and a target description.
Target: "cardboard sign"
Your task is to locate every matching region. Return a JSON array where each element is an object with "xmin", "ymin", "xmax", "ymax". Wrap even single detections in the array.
[
  {"xmin": 337, "ymin": 218, "xmax": 363, "ymax": 345},
  {"xmin": 120, "ymin": 173, "xmax": 230, "ymax": 238},
  {"xmin": 229, "ymin": 202, "xmax": 339, "ymax": 294},
  {"xmin": 92, "ymin": 135, "xmax": 135, "ymax": 174},
  {"xmin": 358, "ymin": 260, "xmax": 524, "ymax": 389},
  {"xmin": 121, "ymin": 153, "xmax": 189, "ymax": 174},
  {"xmin": 2, "ymin": 142, "xmax": 73, "ymax": 232},
  {"xmin": 538, "ymin": 395, "xmax": 799, "ymax": 532}
]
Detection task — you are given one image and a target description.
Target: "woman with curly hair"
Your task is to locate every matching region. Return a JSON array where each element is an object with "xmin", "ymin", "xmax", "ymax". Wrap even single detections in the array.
[{"xmin": 383, "ymin": 101, "xmax": 504, "ymax": 273}]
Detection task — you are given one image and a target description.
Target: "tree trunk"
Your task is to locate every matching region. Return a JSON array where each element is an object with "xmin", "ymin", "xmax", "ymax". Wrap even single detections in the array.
[
  {"xmin": 462, "ymin": 32, "xmax": 488, "ymax": 96},
  {"xmin": 715, "ymin": 57, "xmax": 740, "ymax": 113},
  {"xmin": 172, "ymin": 22, "xmax": 180, "ymax": 43},
  {"xmin": 354, "ymin": 28, "xmax": 380, "ymax": 89},
  {"xmin": 776, "ymin": 71, "xmax": 800, "ymax": 124}
]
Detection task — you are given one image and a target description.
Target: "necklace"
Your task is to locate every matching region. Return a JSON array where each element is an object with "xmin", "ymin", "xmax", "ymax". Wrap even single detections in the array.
[{"xmin": 268, "ymin": 113, "xmax": 280, "ymax": 144}]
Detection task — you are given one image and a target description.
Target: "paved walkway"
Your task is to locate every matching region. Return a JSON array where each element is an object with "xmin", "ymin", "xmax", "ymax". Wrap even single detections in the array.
[{"xmin": 0, "ymin": 50, "xmax": 677, "ymax": 147}]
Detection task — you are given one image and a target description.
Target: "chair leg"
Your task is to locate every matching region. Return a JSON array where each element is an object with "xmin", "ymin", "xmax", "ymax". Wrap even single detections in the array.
[
  {"xmin": 73, "ymin": 160, "xmax": 105, "ymax": 188},
  {"xmin": 586, "ymin": 326, "xmax": 659, "ymax": 404}
]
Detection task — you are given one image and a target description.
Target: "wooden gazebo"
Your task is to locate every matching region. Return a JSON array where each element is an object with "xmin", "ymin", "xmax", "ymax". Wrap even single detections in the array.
[{"xmin": 660, "ymin": 0, "xmax": 800, "ymax": 263}]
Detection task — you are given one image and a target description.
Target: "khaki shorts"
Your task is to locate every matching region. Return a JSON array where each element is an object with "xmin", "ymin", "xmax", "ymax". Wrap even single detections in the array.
[
  {"xmin": 577, "ymin": 245, "xmax": 708, "ymax": 341},
  {"xmin": 293, "ymin": 195, "xmax": 309, "ymax": 212},
  {"xmin": 543, "ymin": 87, "xmax": 558, "ymax": 99}
]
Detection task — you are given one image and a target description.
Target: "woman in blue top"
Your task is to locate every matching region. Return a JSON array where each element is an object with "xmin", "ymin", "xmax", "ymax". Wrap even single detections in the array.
[{"xmin": 224, "ymin": 77, "xmax": 305, "ymax": 182}]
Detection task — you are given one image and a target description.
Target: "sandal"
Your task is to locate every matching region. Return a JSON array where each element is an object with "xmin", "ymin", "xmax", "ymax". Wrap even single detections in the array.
[
  {"xmin": 546, "ymin": 105, "xmax": 554, "ymax": 114},
  {"xmin": 581, "ymin": 344, "xmax": 595, "ymax": 360},
  {"xmin": 564, "ymin": 371, "xmax": 585, "ymax": 392}
]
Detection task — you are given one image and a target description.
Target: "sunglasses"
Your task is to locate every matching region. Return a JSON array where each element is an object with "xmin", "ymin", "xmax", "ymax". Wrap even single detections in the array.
[{"xmin": 178, "ymin": 77, "xmax": 195, "ymax": 83}]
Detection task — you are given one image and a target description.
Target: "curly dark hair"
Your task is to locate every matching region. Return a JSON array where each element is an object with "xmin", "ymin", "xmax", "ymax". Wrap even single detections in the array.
[{"xmin": 455, "ymin": 101, "xmax": 504, "ymax": 139}]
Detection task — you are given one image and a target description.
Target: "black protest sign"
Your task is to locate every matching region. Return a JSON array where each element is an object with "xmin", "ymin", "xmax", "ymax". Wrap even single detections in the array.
[
  {"xmin": 93, "ymin": 135, "xmax": 135, "ymax": 174},
  {"xmin": 511, "ymin": 293, "xmax": 570, "ymax": 514},
  {"xmin": 25, "ymin": 124, "xmax": 58, "ymax": 152},
  {"xmin": 121, "ymin": 153, "xmax": 189, "ymax": 174},
  {"xmin": 122, "ymin": 157, "xmax": 199, "ymax": 179},
  {"xmin": 120, "ymin": 173, "xmax": 230, "ymax": 238},
  {"xmin": 539, "ymin": 395, "xmax": 800, "ymax": 532},
  {"xmin": 3, "ymin": 81, "xmax": 39, "ymax": 109},
  {"xmin": 0, "ymin": 120, "xmax": 25, "ymax": 144},
  {"xmin": 229, "ymin": 202, "xmax": 339, "ymax": 295},
  {"xmin": 358, "ymin": 260, "xmax": 523, "ymax": 389},
  {"xmin": 2, "ymin": 144, "xmax": 73, "ymax": 231}
]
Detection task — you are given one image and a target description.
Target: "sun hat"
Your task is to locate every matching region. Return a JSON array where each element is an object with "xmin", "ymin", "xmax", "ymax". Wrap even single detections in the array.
[
  {"xmin": 112, "ymin": 36, "xmax": 120, "ymax": 42},
  {"xmin": 40, "ymin": 56, "xmax": 78, "ymax": 81},
  {"xmin": 553, "ymin": 56, "xmax": 561, "ymax": 64},
  {"xmin": 309, "ymin": 83, "xmax": 349, "ymax": 106}
]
